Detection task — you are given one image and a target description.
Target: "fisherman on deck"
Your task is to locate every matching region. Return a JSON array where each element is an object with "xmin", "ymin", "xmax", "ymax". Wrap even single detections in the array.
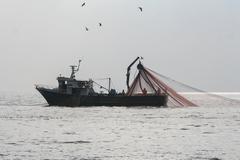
[
  {"xmin": 122, "ymin": 89, "xmax": 125, "ymax": 95},
  {"xmin": 142, "ymin": 88, "xmax": 147, "ymax": 96},
  {"xmin": 157, "ymin": 88, "xmax": 161, "ymax": 95}
]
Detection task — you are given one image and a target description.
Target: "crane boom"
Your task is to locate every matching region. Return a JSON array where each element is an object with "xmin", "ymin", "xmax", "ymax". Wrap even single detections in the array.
[{"xmin": 126, "ymin": 57, "xmax": 140, "ymax": 89}]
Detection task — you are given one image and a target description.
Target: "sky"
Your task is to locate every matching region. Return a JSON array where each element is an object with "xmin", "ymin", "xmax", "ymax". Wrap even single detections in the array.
[{"xmin": 0, "ymin": 0, "xmax": 240, "ymax": 93}]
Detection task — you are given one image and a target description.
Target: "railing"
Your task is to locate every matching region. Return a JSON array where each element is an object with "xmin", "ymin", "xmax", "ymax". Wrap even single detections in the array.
[{"xmin": 35, "ymin": 84, "xmax": 57, "ymax": 90}]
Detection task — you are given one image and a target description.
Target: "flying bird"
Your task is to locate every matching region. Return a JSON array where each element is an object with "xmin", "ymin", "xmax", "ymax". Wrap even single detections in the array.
[
  {"xmin": 85, "ymin": 27, "xmax": 89, "ymax": 31},
  {"xmin": 81, "ymin": 2, "xmax": 86, "ymax": 7},
  {"xmin": 99, "ymin": 23, "xmax": 102, "ymax": 27},
  {"xmin": 138, "ymin": 7, "xmax": 143, "ymax": 12}
]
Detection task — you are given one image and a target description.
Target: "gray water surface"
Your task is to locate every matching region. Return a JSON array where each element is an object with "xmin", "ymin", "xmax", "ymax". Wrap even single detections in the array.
[{"xmin": 0, "ymin": 92, "xmax": 240, "ymax": 160}]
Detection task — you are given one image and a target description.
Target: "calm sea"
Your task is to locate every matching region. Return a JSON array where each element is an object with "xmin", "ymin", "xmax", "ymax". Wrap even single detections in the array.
[{"xmin": 0, "ymin": 92, "xmax": 240, "ymax": 160}]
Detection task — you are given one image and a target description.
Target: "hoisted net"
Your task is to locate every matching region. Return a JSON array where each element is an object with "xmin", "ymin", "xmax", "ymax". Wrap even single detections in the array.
[
  {"xmin": 127, "ymin": 63, "xmax": 240, "ymax": 107},
  {"xmin": 146, "ymin": 68, "xmax": 240, "ymax": 107},
  {"xmin": 127, "ymin": 63, "xmax": 197, "ymax": 107}
]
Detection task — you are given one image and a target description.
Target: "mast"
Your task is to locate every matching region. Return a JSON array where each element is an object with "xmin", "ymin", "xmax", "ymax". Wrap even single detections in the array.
[
  {"xmin": 108, "ymin": 78, "xmax": 111, "ymax": 91},
  {"xmin": 70, "ymin": 60, "xmax": 82, "ymax": 79}
]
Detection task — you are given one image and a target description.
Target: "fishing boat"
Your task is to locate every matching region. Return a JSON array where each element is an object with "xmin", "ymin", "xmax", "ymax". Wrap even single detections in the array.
[
  {"xmin": 36, "ymin": 57, "xmax": 168, "ymax": 107},
  {"xmin": 36, "ymin": 57, "xmax": 196, "ymax": 107}
]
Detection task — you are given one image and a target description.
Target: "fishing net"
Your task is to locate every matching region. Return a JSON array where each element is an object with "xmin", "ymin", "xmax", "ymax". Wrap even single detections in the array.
[
  {"xmin": 127, "ymin": 63, "xmax": 240, "ymax": 107},
  {"xmin": 127, "ymin": 63, "xmax": 197, "ymax": 107},
  {"xmin": 147, "ymin": 68, "xmax": 240, "ymax": 107}
]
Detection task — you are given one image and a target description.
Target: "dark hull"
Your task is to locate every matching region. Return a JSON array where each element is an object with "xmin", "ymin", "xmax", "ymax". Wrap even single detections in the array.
[{"xmin": 37, "ymin": 88, "xmax": 168, "ymax": 107}]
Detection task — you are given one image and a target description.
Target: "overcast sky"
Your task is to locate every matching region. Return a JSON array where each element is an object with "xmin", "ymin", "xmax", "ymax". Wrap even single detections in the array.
[{"xmin": 0, "ymin": 0, "xmax": 240, "ymax": 93}]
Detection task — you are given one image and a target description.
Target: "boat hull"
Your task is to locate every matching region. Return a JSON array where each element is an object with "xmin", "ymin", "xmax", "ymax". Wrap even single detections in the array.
[{"xmin": 36, "ymin": 87, "xmax": 168, "ymax": 107}]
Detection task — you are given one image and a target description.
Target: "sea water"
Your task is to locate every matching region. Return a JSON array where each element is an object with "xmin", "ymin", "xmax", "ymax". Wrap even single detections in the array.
[{"xmin": 0, "ymin": 92, "xmax": 240, "ymax": 160}]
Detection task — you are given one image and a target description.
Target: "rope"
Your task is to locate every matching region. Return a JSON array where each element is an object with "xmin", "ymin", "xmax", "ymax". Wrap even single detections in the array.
[{"xmin": 92, "ymin": 81, "xmax": 109, "ymax": 92}]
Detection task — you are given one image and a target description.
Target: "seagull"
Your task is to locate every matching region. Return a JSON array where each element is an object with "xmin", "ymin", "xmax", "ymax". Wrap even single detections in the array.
[
  {"xmin": 85, "ymin": 27, "xmax": 89, "ymax": 31},
  {"xmin": 138, "ymin": 7, "xmax": 143, "ymax": 12},
  {"xmin": 99, "ymin": 23, "xmax": 102, "ymax": 27},
  {"xmin": 81, "ymin": 2, "xmax": 86, "ymax": 7}
]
